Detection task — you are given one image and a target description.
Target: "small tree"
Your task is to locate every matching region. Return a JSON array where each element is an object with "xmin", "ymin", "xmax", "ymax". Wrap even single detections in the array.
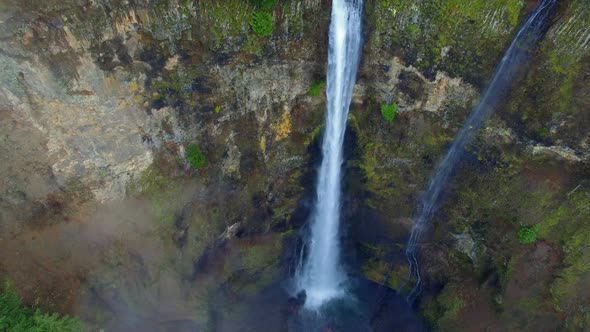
[{"xmin": 381, "ymin": 103, "xmax": 398, "ymax": 123}]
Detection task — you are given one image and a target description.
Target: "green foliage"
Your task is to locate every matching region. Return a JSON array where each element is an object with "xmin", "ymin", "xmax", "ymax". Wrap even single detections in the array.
[
  {"xmin": 221, "ymin": 235, "xmax": 284, "ymax": 296},
  {"xmin": 371, "ymin": 0, "xmax": 525, "ymax": 85},
  {"xmin": 305, "ymin": 125, "xmax": 323, "ymax": 146},
  {"xmin": 186, "ymin": 144, "xmax": 206, "ymax": 169},
  {"xmin": 507, "ymin": 1, "xmax": 590, "ymax": 135},
  {"xmin": 406, "ymin": 24, "xmax": 421, "ymax": 42},
  {"xmin": 309, "ymin": 80, "xmax": 325, "ymax": 97},
  {"xmin": 438, "ymin": 285, "xmax": 465, "ymax": 322},
  {"xmin": 249, "ymin": 10, "xmax": 273, "ymax": 37},
  {"xmin": 251, "ymin": 0, "xmax": 277, "ymax": 10},
  {"xmin": 537, "ymin": 191, "xmax": 590, "ymax": 315},
  {"xmin": 199, "ymin": 0, "xmax": 255, "ymax": 50},
  {"xmin": 537, "ymin": 127, "xmax": 549, "ymax": 139},
  {"xmin": 361, "ymin": 255, "xmax": 410, "ymax": 291},
  {"xmin": 518, "ymin": 225, "xmax": 539, "ymax": 244},
  {"xmin": 0, "ymin": 281, "xmax": 81, "ymax": 331},
  {"xmin": 149, "ymin": 64, "xmax": 204, "ymax": 109},
  {"xmin": 421, "ymin": 283, "xmax": 465, "ymax": 327},
  {"xmin": 128, "ymin": 165, "xmax": 167, "ymax": 197},
  {"xmin": 380, "ymin": 103, "xmax": 398, "ymax": 123}
]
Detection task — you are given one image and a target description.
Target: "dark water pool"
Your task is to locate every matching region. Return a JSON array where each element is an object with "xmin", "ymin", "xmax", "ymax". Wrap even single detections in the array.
[{"xmin": 211, "ymin": 277, "xmax": 427, "ymax": 332}]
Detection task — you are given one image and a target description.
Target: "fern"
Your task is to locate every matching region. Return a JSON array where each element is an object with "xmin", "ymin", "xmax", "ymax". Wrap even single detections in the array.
[
  {"xmin": 0, "ymin": 281, "xmax": 81, "ymax": 332},
  {"xmin": 249, "ymin": 10, "xmax": 274, "ymax": 37}
]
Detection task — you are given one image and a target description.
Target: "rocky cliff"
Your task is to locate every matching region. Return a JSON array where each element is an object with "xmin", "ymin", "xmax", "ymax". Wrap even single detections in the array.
[{"xmin": 0, "ymin": 0, "xmax": 588, "ymax": 330}]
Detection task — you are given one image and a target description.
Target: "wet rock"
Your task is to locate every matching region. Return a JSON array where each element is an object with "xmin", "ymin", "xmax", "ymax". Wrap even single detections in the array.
[
  {"xmin": 221, "ymin": 133, "xmax": 242, "ymax": 179},
  {"xmin": 220, "ymin": 223, "xmax": 242, "ymax": 241},
  {"xmin": 531, "ymin": 145, "xmax": 583, "ymax": 163},
  {"xmin": 452, "ymin": 232, "xmax": 478, "ymax": 264},
  {"xmin": 398, "ymin": 69, "xmax": 426, "ymax": 100}
]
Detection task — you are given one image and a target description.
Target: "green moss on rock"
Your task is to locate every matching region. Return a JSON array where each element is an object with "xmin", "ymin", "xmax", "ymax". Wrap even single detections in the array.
[
  {"xmin": 370, "ymin": 0, "xmax": 525, "ymax": 84},
  {"xmin": 537, "ymin": 191, "xmax": 590, "ymax": 325},
  {"xmin": 421, "ymin": 283, "xmax": 466, "ymax": 329},
  {"xmin": 223, "ymin": 235, "xmax": 284, "ymax": 296},
  {"xmin": 186, "ymin": 144, "xmax": 207, "ymax": 169}
]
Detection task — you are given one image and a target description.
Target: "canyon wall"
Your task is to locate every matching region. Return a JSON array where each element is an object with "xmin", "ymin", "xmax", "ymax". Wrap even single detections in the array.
[{"xmin": 0, "ymin": 0, "xmax": 588, "ymax": 330}]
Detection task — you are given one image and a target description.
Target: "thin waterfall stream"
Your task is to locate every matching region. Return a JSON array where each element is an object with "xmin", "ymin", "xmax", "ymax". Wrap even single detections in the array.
[
  {"xmin": 295, "ymin": 0, "xmax": 364, "ymax": 309},
  {"xmin": 405, "ymin": 0, "xmax": 557, "ymax": 301}
]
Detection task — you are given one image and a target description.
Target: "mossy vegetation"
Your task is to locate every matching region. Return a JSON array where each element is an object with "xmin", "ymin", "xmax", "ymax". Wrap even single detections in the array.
[
  {"xmin": 369, "ymin": 0, "xmax": 525, "ymax": 84},
  {"xmin": 517, "ymin": 225, "xmax": 538, "ymax": 244},
  {"xmin": 437, "ymin": 284, "xmax": 465, "ymax": 322},
  {"xmin": 248, "ymin": 0, "xmax": 276, "ymax": 38},
  {"xmin": 249, "ymin": 11, "xmax": 274, "ymax": 37},
  {"xmin": 421, "ymin": 283, "xmax": 466, "ymax": 328},
  {"xmin": 242, "ymin": 34, "xmax": 266, "ymax": 56},
  {"xmin": 127, "ymin": 164, "xmax": 189, "ymax": 230},
  {"xmin": 0, "ymin": 281, "xmax": 81, "ymax": 331},
  {"xmin": 251, "ymin": 0, "xmax": 277, "ymax": 11},
  {"xmin": 502, "ymin": 0, "xmax": 590, "ymax": 150},
  {"xmin": 6, "ymin": 0, "xmax": 589, "ymax": 330},
  {"xmin": 186, "ymin": 143, "xmax": 207, "ymax": 169},
  {"xmin": 309, "ymin": 80, "xmax": 326, "ymax": 97},
  {"xmin": 536, "ymin": 190, "xmax": 590, "ymax": 326},
  {"xmin": 352, "ymin": 103, "xmax": 453, "ymax": 217},
  {"xmin": 220, "ymin": 235, "xmax": 285, "ymax": 296},
  {"xmin": 380, "ymin": 103, "xmax": 398, "ymax": 122},
  {"xmin": 129, "ymin": 164, "xmax": 169, "ymax": 197},
  {"xmin": 149, "ymin": 64, "xmax": 208, "ymax": 110},
  {"xmin": 305, "ymin": 125, "xmax": 323, "ymax": 146},
  {"xmin": 422, "ymin": 131, "xmax": 589, "ymax": 328},
  {"xmin": 362, "ymin": 258, "xmax": 410, "ymax": 292},
  {"xmin": 196, "ymin": 0, "xmax": 256, "ymax": 50}
]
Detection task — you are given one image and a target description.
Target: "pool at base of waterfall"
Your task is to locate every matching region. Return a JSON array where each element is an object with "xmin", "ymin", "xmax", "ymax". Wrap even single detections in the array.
[{"xmin": 195, "ymin": 277, "xmax": 427, "ymax": 332}]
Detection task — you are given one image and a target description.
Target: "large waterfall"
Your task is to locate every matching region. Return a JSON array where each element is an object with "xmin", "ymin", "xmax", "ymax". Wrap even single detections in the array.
[
  {"xmin": 405, "ymin": 0, "xmax": 557, "ymax": 301},
  {"xmin": 296, "ymin": 0, "xmax": 363, "ymax": 309}
]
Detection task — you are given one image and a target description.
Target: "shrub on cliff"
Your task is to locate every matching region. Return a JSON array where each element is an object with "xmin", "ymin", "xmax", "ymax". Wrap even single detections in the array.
[
  {"xmin": 518, "ymin": 225, "xmax": 538, "ymax": 244},
  {"xmin": 381, "ymin": 103, "xmax": 398, "ymax": 123},
  {"xmin": 186, "ymin": 144, "xmax": 206, "ymax": 169},
  {"xmin": 309, "ymin": 80, "xmax": 325, "ymax": 97},
  {"xmin": 0, "ymin": 281, "xmax": 81, "ymax": 331},
  {"xmin": 249, "ymin": 10, "xmax": 274, "ymax": 37}
]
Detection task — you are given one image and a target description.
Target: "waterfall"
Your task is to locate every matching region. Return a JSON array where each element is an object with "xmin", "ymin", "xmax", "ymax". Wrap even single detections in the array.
[
  {"xmin": 296, "ymin": 0, "xmax": 363, "ymax": 309},
  {"xmin": 405, "ymin": 0, "xmax": 557, "ymax": 301}
]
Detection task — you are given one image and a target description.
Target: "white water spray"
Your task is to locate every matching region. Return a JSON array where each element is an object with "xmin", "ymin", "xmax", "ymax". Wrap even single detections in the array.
[{"xmin": 296, "ymin": 0, "xmax": 363, "ymax": 309}]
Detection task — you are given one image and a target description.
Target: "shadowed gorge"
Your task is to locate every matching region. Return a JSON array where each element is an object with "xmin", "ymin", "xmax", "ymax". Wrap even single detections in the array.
[{"xmin": 0, "ymin": 0, "xmax": 589, "ymax": 331}]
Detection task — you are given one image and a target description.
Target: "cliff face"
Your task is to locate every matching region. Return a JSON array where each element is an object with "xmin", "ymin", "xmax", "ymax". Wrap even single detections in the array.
[
  {"xmin": 0, "ymin": 0, "xmax": 331, "ymax": 328},
  {"xmin": 360, "ymin": 1, "xmax": 590, "ymax": 331},
  {"xmin": 0, "ymin": 0, "xmax": 589, "ymax": 330}
]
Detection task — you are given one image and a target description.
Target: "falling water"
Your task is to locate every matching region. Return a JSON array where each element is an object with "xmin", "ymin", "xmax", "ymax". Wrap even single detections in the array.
[
  {"xmin": 405, "ymin": 0, "xmax": 557, "ymax": 301},
  {"xmin": 296, "ymin": 0, "xmax": 364, "ymax": 309}
]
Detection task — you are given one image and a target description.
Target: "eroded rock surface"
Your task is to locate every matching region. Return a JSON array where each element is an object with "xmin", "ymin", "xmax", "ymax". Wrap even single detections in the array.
[{"xmin": 0, "ymin": 0, "xmax": 589, "ymax": 330}]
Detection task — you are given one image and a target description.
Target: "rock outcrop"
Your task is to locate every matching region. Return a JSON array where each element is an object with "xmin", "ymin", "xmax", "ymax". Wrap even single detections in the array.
[{"xmin": 0, "ymin": 0, "xmax": 589, "ymax": 330}]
